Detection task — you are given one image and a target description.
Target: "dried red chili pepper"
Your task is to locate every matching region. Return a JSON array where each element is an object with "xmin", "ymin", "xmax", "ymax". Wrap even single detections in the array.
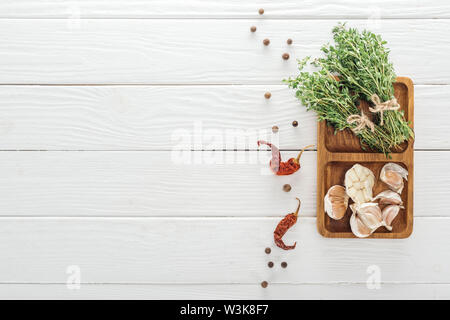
[
  {"xmin": 257, "ymin": 140, "xmax": 314, "ymax": 175},
  {"xmin": 274, "ymin": 198, "xmax": 301, "ymax": 250}
]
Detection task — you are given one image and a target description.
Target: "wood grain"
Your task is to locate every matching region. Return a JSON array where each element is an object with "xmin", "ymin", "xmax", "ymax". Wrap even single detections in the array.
[
  {"xmin": 0, "ymin": 150, "xmax": 445, "ymax": 217},
  {"xmin": 0, "ymin": 20, "xmax": 449, "ymax": 84},
  {"xmin": 317, "ymin": 78, "xmax": 414, "ymax": 238},
  {"xmin": 0, "ymin": 2, "xmax": 449, "ymax": 299},
  {"xmin": 0, "ymin": 85, "xmax": 446, "ymax": 150},
  {"xmin": 1, "ymin": 283, "xmax": 449, "ymax": 300},
  {"xmin": 1, "ymin": 1, "xmax": 449, "ymax": 18},
  {"xmin": 0, "ymin": 217, "xmax": 448, "ymax": 283}
]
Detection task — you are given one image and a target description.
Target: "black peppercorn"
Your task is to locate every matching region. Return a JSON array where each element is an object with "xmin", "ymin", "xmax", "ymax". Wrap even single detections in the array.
[
  {"xmin": 283, "ymin": 184, "xmax": 291, "ymax": 192},
  {"xmin": 263, "ymin": 39, "xmax": 270, "ymax": 46},
  {"xmin": 292, "ymin": 120, "xmax": 298, "ymax": 127},
  {"xmin": 258, "ymin": 8, "xmax": 264, "ymax": 15},
  {"xmin": 264, "ymin": 92, "xmax": 271, "ymax": 99},
  {"xmin": 281, "ymin": 262, "xmax": 288, "ymax": 268},
  {"xmin": 282, "ymin": 53, "xmax": 290, "ymax": 60},
  {"xmin": 287, "ymin": 38, "xmax": 293, "ymax": 45},
  {"xmin": 272, "ymin": 126, "xmax": 279, "ymax": 133},
  {"xmin": 265, "ymin": 247, "xmax": 271, "ymax": 254},
  {"xmin": 268, "ymin": 261, "xmax": 274, "ymax": 268},
  {"xmin": 250, "ymin": 26, "xmax": 257, "ymax": 32}
]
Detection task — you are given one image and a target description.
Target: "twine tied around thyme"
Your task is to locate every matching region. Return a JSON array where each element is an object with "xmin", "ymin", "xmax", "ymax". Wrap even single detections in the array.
[
  {"xmin": 368, "ymin": 94, "xmax": 400, "ymax": 126},
  {"xmin": 347, "ymin": 111, "xmax": 375, "ymax": 134}
]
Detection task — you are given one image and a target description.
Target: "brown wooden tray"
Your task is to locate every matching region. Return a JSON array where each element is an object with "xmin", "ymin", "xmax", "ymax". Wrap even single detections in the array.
[{"xmin": 317, "ymin": 77, "xmax": 414, "ymax": 238}]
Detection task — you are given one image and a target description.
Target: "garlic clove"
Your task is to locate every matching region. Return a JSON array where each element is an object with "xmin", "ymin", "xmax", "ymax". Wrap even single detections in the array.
[
  {"xmin": 350, "ymin": 212, "xmax": 372, "ymax": 238},
  {"xmin": 380, "ymin": 163, "xmax": 408, "ymax": 194},
  {"xmin": 355, "ymin": 190, "xmax": 366, "ymax": 205},
  {"xmin": 347, "ymin": 187, "xmax": 357, "ymax": 199},
  {"xmin": 382, "ymin": 205, "xmax": 404, "ymax": 230},
  {"xmin": 362, "ymin": 188, "xmax": 372, "ymax": 204},
  {"xmin": 354, "ymin": 164, "xmax": 364, "ymax": 177},
  {"xmin": 367, "ymin": 173, "xmax": 375, "ymax": 186},
  {"xmin": 373, "ymin": 190, "xmax": 403, "ymax": 206},
  {"xmin": 346, "ymin": 169, "xmax": 358, "ymax": 183},
  {"xmin": 324, "ymin": 185, "xmax": 349, "ymax": 220},
  {"xmin": 345, "ymin": 164, "xmax": 375, "ymax": 205},
  {"xmin": 354, "ymin": 203, "xmax": 383, "ymax": 231}
]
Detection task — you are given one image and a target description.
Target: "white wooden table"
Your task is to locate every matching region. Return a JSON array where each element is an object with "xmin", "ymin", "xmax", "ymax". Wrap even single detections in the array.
[{"xmin": 0, "ymin": 0, "xmax": 449, "ymax": 299}]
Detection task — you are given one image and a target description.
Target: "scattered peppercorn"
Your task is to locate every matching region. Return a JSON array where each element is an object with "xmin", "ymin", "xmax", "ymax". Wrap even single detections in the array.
[
  {"xmin": 282, "ymin": 53, "xmax": 290, "ymax": 60},
  {"xmin": 263, "ymin": 39, "xmax": 270, "ymax": 46},
  {"xmin": 287, "ymin": 38, "xmax": 293, "ymax": 45},
  {"xmin": 292, "ymin": 120, "xmax": 298, "ymax": 127},
  {"xmin": 283, "ymin": 184, "xmax": 291, "ymax": 192},
  {"xmin": 250, "ymin": 26, "xmax": 257, "ymax": 32},
  {"xmin": 265, "ymin": 247, "xmax": 271, "ymax": 254},
  {"xmin": 272, "ymin": 126, "xmax": 279, "ymax": 133},
  {"xmin": 267, "ymin": 261, "xmax": 274, "ymax": 268},
  {"xmin": 281, "ymin": 262, "xmax": 288, "ymax": 268},
  {"xmin": 261, "ymin": 281, "xmax": 268, "ymax": 288},
  {"xmin": 258, "ymin": 8, "xmax": 264, "ymax": 15},
  {"xmin": 264, "ymin": 92, "xmax": 271, "ymax": 99}
]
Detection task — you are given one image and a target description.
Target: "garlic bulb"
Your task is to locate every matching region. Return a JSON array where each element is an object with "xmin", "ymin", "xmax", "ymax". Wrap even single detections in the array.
[
  {"xmin": 324, "ymin": 185, "xmax": 349, "ymax": 220},
  {"xmin": 344, "ymin": 164, "xmax": 375, "ymax": 205},
  {"xmin": 372, "ymin": 190, "xmax": 403, "ymax": 206},
  {"xmin": 380, "ymin": 163, "xmax": 408, "ymax": 194},
  {"xmin": 382, "ymin": 205, "xmax": 403, "ymax": 230}
]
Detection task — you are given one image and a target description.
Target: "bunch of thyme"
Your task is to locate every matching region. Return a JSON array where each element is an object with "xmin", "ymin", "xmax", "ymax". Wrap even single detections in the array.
[
  {"xmin": 286, "ymin": 58, "xmax": 396, "ymax": 154},
  {"xmin": 286, "ymin": 24, "xmax": 414, "ymax": 155}
]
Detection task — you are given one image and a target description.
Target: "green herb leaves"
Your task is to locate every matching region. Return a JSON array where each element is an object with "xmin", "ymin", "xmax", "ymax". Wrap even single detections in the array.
[{"xmin": 285, "ymin": 23, "xmax": 414, "ymax": 155}]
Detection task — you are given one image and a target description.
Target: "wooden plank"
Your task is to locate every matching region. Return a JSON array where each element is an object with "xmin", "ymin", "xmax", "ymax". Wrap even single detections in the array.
[
  {"xmin": 1, "ymin": 283, "xmax": 449, "ymax": 300},
  {"xmin": 0, "ymin": 151, "xmax": 445, "ymax": 217},
  {"xmin": 0, "ymin": 85, "xmax": 445, "ymax": 150},
  {"xmin": 0, "ymin": 217, "xmax": 448, "ymax": 283},
  {"xmin": 0, "ymin": 19, "xmax": 449, "ymax": 84},
  {"xmin": 1, "ymin": 1, "xmax": 449, "ymax": 19},
  {"xmin": 0, "ymin": 85, "xmax": 314, "ymax": 150}
]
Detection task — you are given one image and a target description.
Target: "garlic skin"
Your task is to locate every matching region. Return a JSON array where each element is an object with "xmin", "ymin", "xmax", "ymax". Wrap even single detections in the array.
[
  {"xmin": 324, "ymin": 185, "xmax": 349, "ymax": 220},
  {"xmin": 344, "ymin": 164, "xmax": 375, "ymax": 205},
  {"xmin": 380, "ymin": 163, "xmax": 408, "ymax": 194},
  {"xmin": 350, "ymin": 212, "xmax": 372, "ymax": 238},
  {"xmin": 372, "ymin": 190, "xmax": 403, "ymax": 206},
  {"xmin": 349, "ymin": 202, "xmax": 399, "ymax": 238},
  {"xmin": 382, "ymin": 205, "xmax": 404, "ymax": 230},
  {"xmin": 350, "ymin": 203, "xmax": 383, "ymax": 231}
]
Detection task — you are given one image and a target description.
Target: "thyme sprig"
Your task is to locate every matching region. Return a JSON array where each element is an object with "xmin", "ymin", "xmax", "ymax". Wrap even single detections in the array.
[
  {"xmin": 285, "ymin": 24, "xmax": 414, "ymax": 155},
  {"xmin": 286, "ymin": 58, "xmax": 395, "ymax": 154}
]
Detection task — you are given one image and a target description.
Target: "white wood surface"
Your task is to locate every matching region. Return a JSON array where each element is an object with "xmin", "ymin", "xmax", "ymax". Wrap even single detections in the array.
[
  {"xmin": 2, "ymin": 284, "xmax": 450, "ymax": 300},
  {"xmin": 0, "ymin": 217, "xmax": 448, "ymax": 284},
  {"xmin": 0, "ymin": 85, "xmax": 447, "ymax": 150},
  {"xmin": 0, "ymin": 1, "xmax": 449, "ymax": 300},
  {"xmin": 0, "ymin": 151, "xmax": 446, "ymax": 217},
  {"xmin": 0, "ymin": 20, "xmax": 449, "ymax": 84},
  {"xmin": 1, "ymin": 1, "xmax": 449, "ymax": 19}
]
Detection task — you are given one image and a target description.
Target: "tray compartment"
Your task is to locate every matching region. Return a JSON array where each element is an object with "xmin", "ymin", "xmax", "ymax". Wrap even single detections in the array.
[
  {"xmin": 325, "ymin": 81, "xmax": 410, "ymax": 153},
  {"xmin": 317, "ymin": 77, "xmax": 414, "ymax": 238},
  {"xmin": 323, "ymin": 161, "xmax": 409, "ymax": 236}
]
